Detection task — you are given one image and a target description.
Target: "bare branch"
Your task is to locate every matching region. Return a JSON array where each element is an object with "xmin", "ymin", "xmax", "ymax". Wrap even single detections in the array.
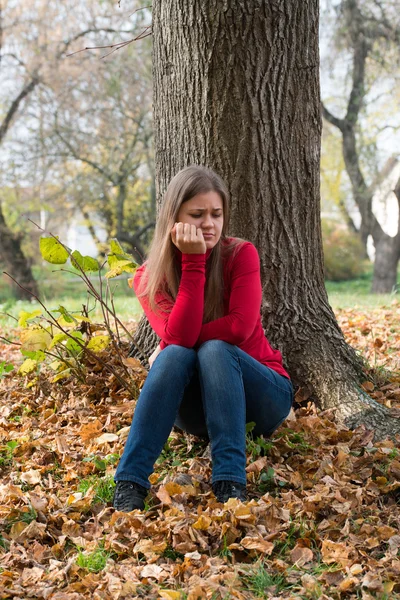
[
  {"xmin": 321, "ymin": 103, "xmax": 345, "ymax": 132},
  {"xmin": 0, "ymin": 75, "xmax": 39, "ymax": 144}
]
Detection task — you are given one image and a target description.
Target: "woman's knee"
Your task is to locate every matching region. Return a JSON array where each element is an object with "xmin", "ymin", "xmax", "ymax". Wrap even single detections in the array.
[
  {"xmin": 197, "ymin": 340, "xmax": 236, "ymax": 363},
  {"xmin": 153, "ymin": 344, "xmax": 196, "ymax": 370}
]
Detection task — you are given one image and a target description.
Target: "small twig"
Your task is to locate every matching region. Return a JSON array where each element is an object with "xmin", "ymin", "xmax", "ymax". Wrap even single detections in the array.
[
  {"xmin": 65, "ymin": 25, "xmax": 152, "ymax": 58},
  {"xmin": 0, "ymin": 336, "xmax": 21, "ymax": 346},
  {"xmin": 0, "ymin": 312, "xmax": 19, "ymax": 322}
]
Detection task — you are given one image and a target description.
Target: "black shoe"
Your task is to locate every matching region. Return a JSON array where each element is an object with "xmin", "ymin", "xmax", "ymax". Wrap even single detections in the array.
[
  {"xmin": 212, "ymin": 480, "xmax": 247, "ymax": 503},
  {"xmin": 113, "ymin": 480, "xmax": 148, "ymax": 512}
]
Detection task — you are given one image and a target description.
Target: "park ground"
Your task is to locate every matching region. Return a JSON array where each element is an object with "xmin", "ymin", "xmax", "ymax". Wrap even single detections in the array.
[{"xmin": 0, "ymin": 274, "xmax": 399, "ymax": 599}]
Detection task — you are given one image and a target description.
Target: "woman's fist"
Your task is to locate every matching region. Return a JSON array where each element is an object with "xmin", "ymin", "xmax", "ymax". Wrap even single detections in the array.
[{"xmin": 171, "ymin": 222, "xmax": 206, "ymax": 254}]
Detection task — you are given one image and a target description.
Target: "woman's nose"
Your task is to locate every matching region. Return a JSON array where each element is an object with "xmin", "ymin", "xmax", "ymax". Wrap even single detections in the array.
[{"xmin": 202, "ymin": 213, "xmax": 213, "ymax": 227}]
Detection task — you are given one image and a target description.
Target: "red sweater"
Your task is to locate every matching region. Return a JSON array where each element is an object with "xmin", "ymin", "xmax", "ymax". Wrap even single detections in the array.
[{"xmin": 133, "ymin": 239, "xmax": 290, "ymax": 379}]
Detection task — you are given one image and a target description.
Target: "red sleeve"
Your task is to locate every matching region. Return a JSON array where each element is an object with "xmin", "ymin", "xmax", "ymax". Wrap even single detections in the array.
[
  {"xmin": 133, "ymin": 253, "xmax": 206, "ymax": 349},
  {"xmin": 197, "ymin": 242, "xmax": 262, "ymax": 346}
]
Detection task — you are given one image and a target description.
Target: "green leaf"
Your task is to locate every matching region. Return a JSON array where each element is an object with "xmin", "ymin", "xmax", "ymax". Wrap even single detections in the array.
[
  {"xmin": 86, "ymin": 335, "xmax": 110, "ymax": 353},
  {"xmin": 0, "ymin": 362, "xmax": 14, "ymax": 378},
  {"xmin": 65, "ymin": 331, "xmax": 84, "ymax": 355},
  {"xmin": 18, "ymin": 310, "xmax": 42, "ymax": 328},
  {"xmin": 105, "ymin": 260, "xmax": 137, "ymax": 279},
  {"xmin": 18, "ymin": 358, "xmax": 38, "ymax": 375},
  {"xmin": 71, "ymin": 250, "xmax": 100, "ymax": 273},
  {"xmin": 106, "ymin": 239, "xmax": 137, "ymax": 279},
  {"xmin": 109, "ymin": 239, "xmax": 125, "ymax": 255},
  {"xmin": 246, "ymin": 421, "xmax": 256, "ymax": 434},
  {"xmin": 56, "ymin": 305, "xmax": 75, "ymax": 324},
  {"xmin": 49, "ymin": 333, "xmax": 68, "ymax": 349},
  {"xmin": 39, "ymin": 237, "xmax": 69, "ymax": 264},
  {"xmin": 21, "ymin": 350, "xmax": 46, "ymax": 363}
]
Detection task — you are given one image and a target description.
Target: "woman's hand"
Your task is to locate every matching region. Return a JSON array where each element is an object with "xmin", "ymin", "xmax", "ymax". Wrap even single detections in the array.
[
  {"xmin": 171, "ymin": 222, "xmax": 206, "ymax": 254},
  {"xmin": 149, "ymin": 344, "xmax": 162, "ymax": 369}
]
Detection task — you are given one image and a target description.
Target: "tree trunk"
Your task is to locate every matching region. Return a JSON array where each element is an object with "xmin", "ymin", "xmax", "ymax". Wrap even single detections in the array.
[
  {"xmin": 0, "ymin": 202, "xmax": 39, "ymax": 300},
  {"xmin": 130, "ymin": 0, "xmax": 400, "ymax": 439},
  {"xmin": 371, "ymin": 235, "xmax": 400, "ymax": 293}
]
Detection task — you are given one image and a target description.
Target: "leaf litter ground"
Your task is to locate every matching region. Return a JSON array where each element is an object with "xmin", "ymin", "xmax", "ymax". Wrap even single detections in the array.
[{"xmin": 0, "ymin": 304, "xmax": 399, "ymax": 599}]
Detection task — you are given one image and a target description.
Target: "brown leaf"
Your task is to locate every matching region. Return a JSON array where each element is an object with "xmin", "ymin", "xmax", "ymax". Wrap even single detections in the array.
[
  {"xmin": 240, "ymin": 536, "xmax": 274, "ymax": 555},
  {"xmin": 290, "ymin": 545, "xmax": 314, "ymax": 566},
  {"xmin": 79, "ymin": 420, "xmax": 103, "ymax": 442},
  {"xmin": 55, "ymin": 434, "xmax": 69, "ymax": 454},
  {"xmin": 321, "ymin": 539, "xmax": 351, "ymax": 567},
  {"xmin": 246, "ymin": 457, "xmax": 268, "ymax": 473},
  {"xmin": 156, "ymin": 486, "xmax": 172, "ymax": 505},
  {"xmin": 140, "ymin": 564, "xmax": 165, "ymax": 580}
]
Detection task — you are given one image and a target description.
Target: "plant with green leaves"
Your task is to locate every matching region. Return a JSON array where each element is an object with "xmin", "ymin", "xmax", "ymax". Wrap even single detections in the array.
[
  {"xmin": 5, "ymin": 232, "xmax": 146, "ymax": 394},
  {"xmin": 0, "ymin": 361, "xmax": 14, "ymax": 378}
]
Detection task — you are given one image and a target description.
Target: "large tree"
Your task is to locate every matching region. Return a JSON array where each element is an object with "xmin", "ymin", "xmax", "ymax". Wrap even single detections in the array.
[
  {"xmin": 132, "ymin": 0, "xmax": 399, "ymax": 440},
  {"xmin": 322, "ymin": 0, "xmax": 400, "ymax": 293}
]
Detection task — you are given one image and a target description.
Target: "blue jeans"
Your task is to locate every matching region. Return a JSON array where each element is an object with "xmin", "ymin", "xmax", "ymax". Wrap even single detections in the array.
[{"xmin": 115, "ymin": 341, "xmax": 293, "ymax": 488}]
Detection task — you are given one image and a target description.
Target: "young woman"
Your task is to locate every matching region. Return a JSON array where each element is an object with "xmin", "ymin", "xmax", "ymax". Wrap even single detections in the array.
[{"xmin": 113, "ymin": 165, "xmax": 293, "ymax": 512}]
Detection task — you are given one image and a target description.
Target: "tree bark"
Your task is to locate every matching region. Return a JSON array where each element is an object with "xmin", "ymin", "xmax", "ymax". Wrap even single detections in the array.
[
  {"xmin": 131, "ymin": 0, "xmax": 400, "ymax": 439},
  {"xmin": 0, "ymin": 202, "xmax": 39, "ymax": 300}
]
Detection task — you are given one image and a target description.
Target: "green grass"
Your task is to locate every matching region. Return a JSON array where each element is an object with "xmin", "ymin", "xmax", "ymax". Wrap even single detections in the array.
[
  {"xmin": 76, "ymin": 543, "xmax": 114, "ymax": 573},
  {"xmin": 78, "ymin": 474, "xmax": 116, "ymax": 504},
  {"xmin": 240, "ymin": 561, "xmax": 292, "ymax": 597},
  {"xmin": 325, "ymin": 269, "xmax": 398, "ymax": 309}
]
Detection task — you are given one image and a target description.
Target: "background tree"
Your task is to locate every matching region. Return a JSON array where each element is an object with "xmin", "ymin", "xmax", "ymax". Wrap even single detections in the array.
[
  {"xmin": 0, "ymin": 0, "xmax": 149, "ymax": 297},
  {"xmin": 321, "ymin": 0, "xmax": 400, "ymax": 293},
  {"xmin": 132, "ymin": 0, "xmax": 400, "ymax": 440},
  {"xmin": 35, "ymin": 33, "xmax": 154, "ymax": 263}
]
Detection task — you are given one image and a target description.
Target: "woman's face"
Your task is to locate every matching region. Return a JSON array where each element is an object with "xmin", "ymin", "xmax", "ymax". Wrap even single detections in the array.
[{"xmin": 176, "ymin": 191, "xmax": 224, "ymax": 250}]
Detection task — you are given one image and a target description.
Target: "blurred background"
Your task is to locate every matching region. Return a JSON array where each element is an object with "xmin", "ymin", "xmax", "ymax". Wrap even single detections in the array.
[{"xmin": 0, "ymin": 0, "xmax": 399, "ymax": 317}]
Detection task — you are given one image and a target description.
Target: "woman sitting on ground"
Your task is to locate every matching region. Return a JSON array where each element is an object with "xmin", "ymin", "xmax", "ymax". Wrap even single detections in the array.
[{"xmin": 113, "ymin": 165, "xmax": 293, "ymax": 512}]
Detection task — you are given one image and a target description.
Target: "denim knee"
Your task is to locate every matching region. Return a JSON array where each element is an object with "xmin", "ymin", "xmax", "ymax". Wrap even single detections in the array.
[
  {"xmin": 161, "ymin": 344, "xmax": 197, "ymax": 359},
  {"xmin": 197, "ymin": 340, "xmax": 236, "ymax": 363}
]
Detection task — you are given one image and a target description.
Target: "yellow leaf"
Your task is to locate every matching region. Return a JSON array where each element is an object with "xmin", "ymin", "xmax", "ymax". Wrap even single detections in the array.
[
  {"xmin": 383, "ymin": 581, "xmax": 395, "ymax": 594},
  {"xmin": 159, "ymin": 591, "xmax": 181, "ymax": 600},
  {"xmin": 20, "ymin": 328, "xmax": 51, "ymax": 352},
  {"xmin": 87, "ymin": 335, "xmax": 110, "ymax": 352},
  {"xmin": 18, "ymin": 358, "xmax": 37, "ymax": 375},
  {"xmin": 52, "ymin": 368, "xmax": 71, "ymax": 383},
  {"xmin": 193, "ymin": 515, "xmax": 212, "ymax": 530},
  {"xmin": 18, "ymin": 310, "xmax": 42, "ymax": 327},
  {"xmin": 9, "ymin": 521, "xmax": 28, "ymax": 540}
]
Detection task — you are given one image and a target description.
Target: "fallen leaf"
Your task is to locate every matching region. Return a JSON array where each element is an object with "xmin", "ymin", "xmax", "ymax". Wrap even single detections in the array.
[
  {"xmin": 290, "ymin": 545, "xmax": 314, "ymax": 565},
  {"xmin": 95, "ymin": 432, "xmax": 119, "ymax": 444},
  {"xmin": 20, "ymin": 470, "xmax": 41, "ymax": 485}
]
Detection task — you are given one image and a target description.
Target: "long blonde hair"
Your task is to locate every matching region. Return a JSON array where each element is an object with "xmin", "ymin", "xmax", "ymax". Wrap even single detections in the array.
[{"xmin": 138, "ymin": 165, "xmax": 242, "ymax": 323}]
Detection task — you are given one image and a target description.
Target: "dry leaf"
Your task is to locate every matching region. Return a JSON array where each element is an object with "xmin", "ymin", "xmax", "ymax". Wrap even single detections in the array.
[
  {"xmin": 20, "ymin": 470, "xmax": 41, "ymax": 485},
  {"xmin": 290, "ymin": 545, "xmax": 314, "ymax": 565},
  {"xmin": 95, "ymin": 432, "xmax": 119, "ymax": 444}
]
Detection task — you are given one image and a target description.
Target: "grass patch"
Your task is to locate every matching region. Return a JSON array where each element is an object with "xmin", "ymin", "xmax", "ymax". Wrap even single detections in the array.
[
  {"xmin": 0, "ymin": 440, "xmax": 18, "ymax": 469},
  {"xmin": 76, "ymin": 543, "xmax": 114, "ymax": 573},
  {"xmin": 325, "ymin": 267, "xmax": 398, "ymax": 309},
  {"xmin": 240, "ymin": 560, "xmax": 292, "ymax": 597},
  {"xmin": 78, "ymin": 474, "xmax": 115, "ymax": 504},
  {"xmin": 5, "ymin": 505, "xmax": 37, "ymax": 532}
]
